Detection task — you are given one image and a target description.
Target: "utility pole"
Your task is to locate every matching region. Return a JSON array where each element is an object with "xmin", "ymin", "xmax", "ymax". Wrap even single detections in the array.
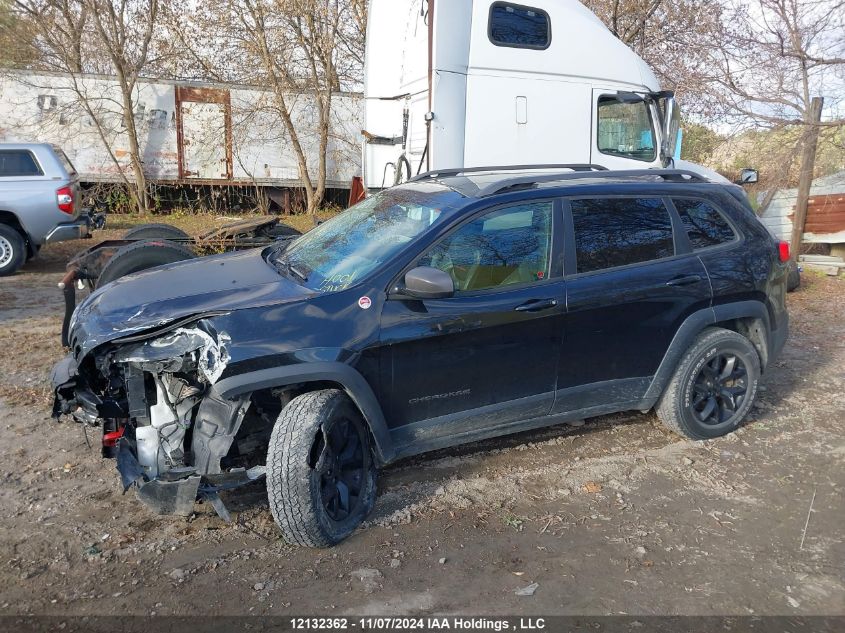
[{"xmin": 790, "ymin": 96, "xmax": 824, "ymax": 262}]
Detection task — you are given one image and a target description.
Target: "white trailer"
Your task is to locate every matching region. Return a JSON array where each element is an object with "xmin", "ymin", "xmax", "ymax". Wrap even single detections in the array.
[
  {"xmin": 0, "ymin": 71, "xmax": 362, "ymax": 196},
  {"xmin": 362, "ymin": 0, "xmax": 722, "ymax": 189}
]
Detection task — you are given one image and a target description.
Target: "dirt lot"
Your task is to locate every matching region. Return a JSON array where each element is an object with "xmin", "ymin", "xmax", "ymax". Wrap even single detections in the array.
[{"xmin": 0, "ymin": 219, "xmax": 843, "ymax": 617}]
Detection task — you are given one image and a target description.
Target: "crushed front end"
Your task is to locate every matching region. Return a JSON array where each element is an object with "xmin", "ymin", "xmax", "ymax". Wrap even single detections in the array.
[{"xmin": 52, "ymin": 319, "xmax": 264, "ymax": 520}]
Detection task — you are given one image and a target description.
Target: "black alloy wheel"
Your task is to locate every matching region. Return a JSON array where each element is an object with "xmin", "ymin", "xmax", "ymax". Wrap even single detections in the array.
[
  {"xmin": 315, "ymin": 418, "xmax": 368, "ymax": 522},
  {"xmin": 656, "ymin": 327, "xmax": 761, "ymax": 440},
  {"xmin": 267, "ymin": 389, "xmax": 378, "ymax": 547},
  {"xmin": 690, "ymin": 352, "xmax": 749, "ymax": 425}
]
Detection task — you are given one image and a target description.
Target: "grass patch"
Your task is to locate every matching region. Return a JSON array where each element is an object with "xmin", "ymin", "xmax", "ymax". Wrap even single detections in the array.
[
  {"xmin": 103, "ymin": 208, "xmax": 341, "ymax": 237},
  {"xmin": 502, "ymin": 512, "xmax": 526, "ymax": 531}
]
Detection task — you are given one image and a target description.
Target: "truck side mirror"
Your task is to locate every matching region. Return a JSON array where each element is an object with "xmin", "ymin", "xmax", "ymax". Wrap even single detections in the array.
[
  {"xmin": 660, "ymin": 95, "xmax": 681, "ymax": 167},
  {"xmin": 400, "ymin": 266, "xmax": 454, "ymax": 299},
  {"xmin": 738, "ymin": 168, "xmax": 759, "ymax": 185}
]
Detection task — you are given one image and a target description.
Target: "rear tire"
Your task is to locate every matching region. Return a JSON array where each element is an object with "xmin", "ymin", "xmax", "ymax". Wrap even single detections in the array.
[
  {"xmin": 123, "ymin": 223, "xmax": 189, "ymax": 241},
  {"xmin": 0, "ymin": 224, "xmax": 27, "ymax": 277},
  {"xmin": 266, "ymin": 389, "xmax": 377, "ymax": 547},
  {"xmin": 96, "ymin": 239, "xmax": 195, "ymax": 288},
  {"xmin": 656, "ymin": 327, "xmax": 760, "ymax": 440}
]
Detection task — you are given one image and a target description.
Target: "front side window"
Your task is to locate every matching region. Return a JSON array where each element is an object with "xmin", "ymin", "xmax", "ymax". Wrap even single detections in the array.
[
  {"xmin": 418, "ymin": 201, "xmax": 553, "ymax": 292},
  {"xmin": 571, "ymin": 198, "xmax": 674, "ymax": 274},
  {"xmin": 596, "ymin": 96, "xmax": 656, "ymax": 162},
  {"xmin": 673, "ymin": 198, "xmax": 736, "ymax": 249},
  {"xmin": 0, "ymin": 150, "xmax": 43, "ymax": 177},
  {"xmin": 269, "ymin": 187, "xmax": 463, "ymax": 292},
  {"xmin": 489, "ymin": 2, "xmax": 551, "ymax": 49}
]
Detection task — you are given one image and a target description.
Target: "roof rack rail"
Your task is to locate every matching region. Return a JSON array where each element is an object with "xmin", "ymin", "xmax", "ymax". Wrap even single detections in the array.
[
  {"xmin": 408, "ymin": 163, "xmax": 608, "ymax": 183},
  {"xmin": 476, "ymin": 169, "xmax": 710, "ymax": 197}
]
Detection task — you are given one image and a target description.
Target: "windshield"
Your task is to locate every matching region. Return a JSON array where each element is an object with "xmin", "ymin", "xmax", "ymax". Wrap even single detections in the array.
[{"xmin": 267, "ymin": 186, "xmax": 463, "ymax": 292}]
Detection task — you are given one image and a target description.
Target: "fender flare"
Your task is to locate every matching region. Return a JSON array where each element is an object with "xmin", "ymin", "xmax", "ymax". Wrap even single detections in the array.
[
  {"xmin": 214, "ymin": 362, "xmax": 395, "ymax": 465},
  {"xmin": 643, "ymin": 300, "xmax": 771, "ymax": 404}
]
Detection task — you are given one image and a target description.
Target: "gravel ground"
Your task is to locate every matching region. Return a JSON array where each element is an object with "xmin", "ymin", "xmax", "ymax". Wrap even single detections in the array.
[{"xmin": 0, "ymin": 228, "xmax": 843, "ymax": 617}]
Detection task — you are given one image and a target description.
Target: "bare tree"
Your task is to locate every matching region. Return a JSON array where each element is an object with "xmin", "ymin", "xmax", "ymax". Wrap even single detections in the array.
[
  {"xmin": 583, "ymin": 0, "xmax": 725, "ymax": 116},
  {"xmin": 10, "ymin": 0, "xmax": 162, "ymax": 215},
  {"xmin": 167, "ymin": 0, "xmax": 364, "ymax": 218},
  {"xmin": 86, "ymin": 0, "xmax": 159, "ymax": 215},
  {"xmin": 1, "ymin": 0, "xmax": 40, "ymax": 68},
  {"xmin": 703, "ymin": 0, "xmax": 845, "ymax": 252}
]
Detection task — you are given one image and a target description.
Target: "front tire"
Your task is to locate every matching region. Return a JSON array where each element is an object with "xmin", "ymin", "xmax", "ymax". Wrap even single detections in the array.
[
  {"xmin": 0, "ymin": 224, "xmax": 27, "ymax": 277},
  {"xmin": 267, "ymin": 390, "xmax": 377, "ymax": 547},
  {"xmin": 656, "ymin": 328, "xmax": 761, "ymax": 440}
]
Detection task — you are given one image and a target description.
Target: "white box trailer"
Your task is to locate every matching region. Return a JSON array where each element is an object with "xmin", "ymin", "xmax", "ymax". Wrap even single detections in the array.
[
  {"xmin": 362, "ymin": 0, "xmax": 724, "ymax": 189},
  {"xmin": 0, "ymin": 71, "xmax": 362, "ymax": 196}
]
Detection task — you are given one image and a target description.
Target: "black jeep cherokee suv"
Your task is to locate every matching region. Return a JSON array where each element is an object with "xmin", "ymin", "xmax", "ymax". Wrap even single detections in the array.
[{"xmin": 52, "ymin": 166, "xmax": 790, "ymax": 547}]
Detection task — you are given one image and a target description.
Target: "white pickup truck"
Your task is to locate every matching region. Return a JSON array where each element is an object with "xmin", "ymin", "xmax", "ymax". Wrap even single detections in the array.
[{"xmin": 0, "ymin": 143, "xmax": 103, "ymax": 276}]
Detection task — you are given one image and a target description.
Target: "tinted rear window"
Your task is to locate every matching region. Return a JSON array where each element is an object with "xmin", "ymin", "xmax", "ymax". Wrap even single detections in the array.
[
  {"xmin": 489, "ymin": 2, "xmax": 551, "ymax": 49},
  {"xmin": 571, "ymin": 198, "xmax": 675, "ymax": 274},
  {"xmin": 0, "ymin": 150, "xmax": 43, "ymax": 177},
  {"xmin": 673, "ymin": 198, "xmax": 736, "ymax": 249}
]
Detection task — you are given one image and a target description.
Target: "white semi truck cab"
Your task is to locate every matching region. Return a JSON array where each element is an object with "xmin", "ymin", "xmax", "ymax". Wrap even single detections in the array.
[{"xmin": 362, "ymin": 0, "xmax": 702, "ymax": 190}]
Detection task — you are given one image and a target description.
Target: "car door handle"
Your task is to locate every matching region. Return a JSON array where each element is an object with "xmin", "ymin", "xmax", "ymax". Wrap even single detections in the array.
[
  {"xmin": 514, "ymin": 299, "xmax": 558, "ymax": 312},
  {"xmin": 666, "ymin": 274, "xmax": 703, "ymax": 287}
]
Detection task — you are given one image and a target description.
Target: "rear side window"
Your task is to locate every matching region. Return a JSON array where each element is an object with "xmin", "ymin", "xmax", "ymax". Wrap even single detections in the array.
[
  {"xmin": 489, "ymin": 2, "xmax": 551, "ymax": 50},
  {"xmin": 571, "ymin": 198, "xmax": 675, "ymax": 274},
  {"xmin": 0, "ymin": 150, "xmax": 43, "ymax": 177},
  {"xmin": 673, "ymin": 198, "xmax": 736, "ymax": 249}
]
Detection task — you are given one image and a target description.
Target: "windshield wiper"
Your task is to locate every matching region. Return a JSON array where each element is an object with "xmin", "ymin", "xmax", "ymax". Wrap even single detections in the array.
[
  {"xmin": 287, "ymin": 263, "xmax": 308, "ymax": 282},
  {"xmin": 270, "ymin": 253, "xmax": 309, "ymax": 283}
]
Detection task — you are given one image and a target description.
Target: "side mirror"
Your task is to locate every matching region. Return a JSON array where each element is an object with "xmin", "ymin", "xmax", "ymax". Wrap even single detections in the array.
[
  {"xmin": 738, "ymin": 168, "xmax": 759, "ymax": 185},
  {"xmin": 401, "ymin": 266, "xmax": 454, "ymax": 299},
  {"xmin": 659, "ymin": 94, "xmax": 681, "ymax": 167}
]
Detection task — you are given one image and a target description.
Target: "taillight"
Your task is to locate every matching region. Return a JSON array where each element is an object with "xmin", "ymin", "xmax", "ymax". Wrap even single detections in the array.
[
  {"xmin": 56, "ymin": 186, "xmax": 74, "ymax": 214},
  {"xmin": 778, "ymin": 241, "xmax": 790, "ymax": 263}
]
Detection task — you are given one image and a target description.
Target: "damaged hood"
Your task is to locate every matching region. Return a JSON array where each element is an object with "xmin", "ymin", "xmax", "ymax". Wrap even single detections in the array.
[{"xmin": 69, "ymin": 248, "xmax": 315, "ymax": 360}]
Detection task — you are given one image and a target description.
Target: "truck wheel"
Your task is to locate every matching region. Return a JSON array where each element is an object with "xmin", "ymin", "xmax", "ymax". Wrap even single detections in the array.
[
  {"xmin": 123, "ymin": 223, "xmax": 189, "ymax": 241},
  {"xmin": 96, "ymin": 239, "xmax": 195, "ymax": 288},
  {"xmin": 0, "ymin": 224, "xmax": 27, "ymax": 277},
  {"xmin": 263, "ymin": 222, "xmax": 302, "ymax": 239},
  {"xmin": 656, "ymin": 328, "xmax": 760, "ymax": 441},
  {"xmin": 267, "ymin": 389, "xmax": 378, "ymax": 547}
]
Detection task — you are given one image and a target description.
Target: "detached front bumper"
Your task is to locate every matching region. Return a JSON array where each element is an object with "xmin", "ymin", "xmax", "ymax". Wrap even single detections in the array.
[
  {"xmin": 44, "ymin": 211, "xmax": 106, "ymax": 244},
  {"xmin": 116, "ymin": 439, "xmax": 265, "ymax": 519}
]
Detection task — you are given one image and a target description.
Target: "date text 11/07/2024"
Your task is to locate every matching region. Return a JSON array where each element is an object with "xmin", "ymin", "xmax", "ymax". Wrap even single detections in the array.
[{"xmin": 289, "ymin": 617, "xmax": 546, "ymax": 631}]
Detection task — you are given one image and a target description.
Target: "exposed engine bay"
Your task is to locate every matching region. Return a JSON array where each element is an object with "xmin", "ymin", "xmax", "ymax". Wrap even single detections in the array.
[{"xmin": 52, "ymin": 319, "xmax": 269, "ymax": 520}]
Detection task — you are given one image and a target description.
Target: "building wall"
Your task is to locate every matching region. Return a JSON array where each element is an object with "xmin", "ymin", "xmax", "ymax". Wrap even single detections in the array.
[{"xmin": 0, "ymin": 71, "xmax": 362, "ymax": 188}]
